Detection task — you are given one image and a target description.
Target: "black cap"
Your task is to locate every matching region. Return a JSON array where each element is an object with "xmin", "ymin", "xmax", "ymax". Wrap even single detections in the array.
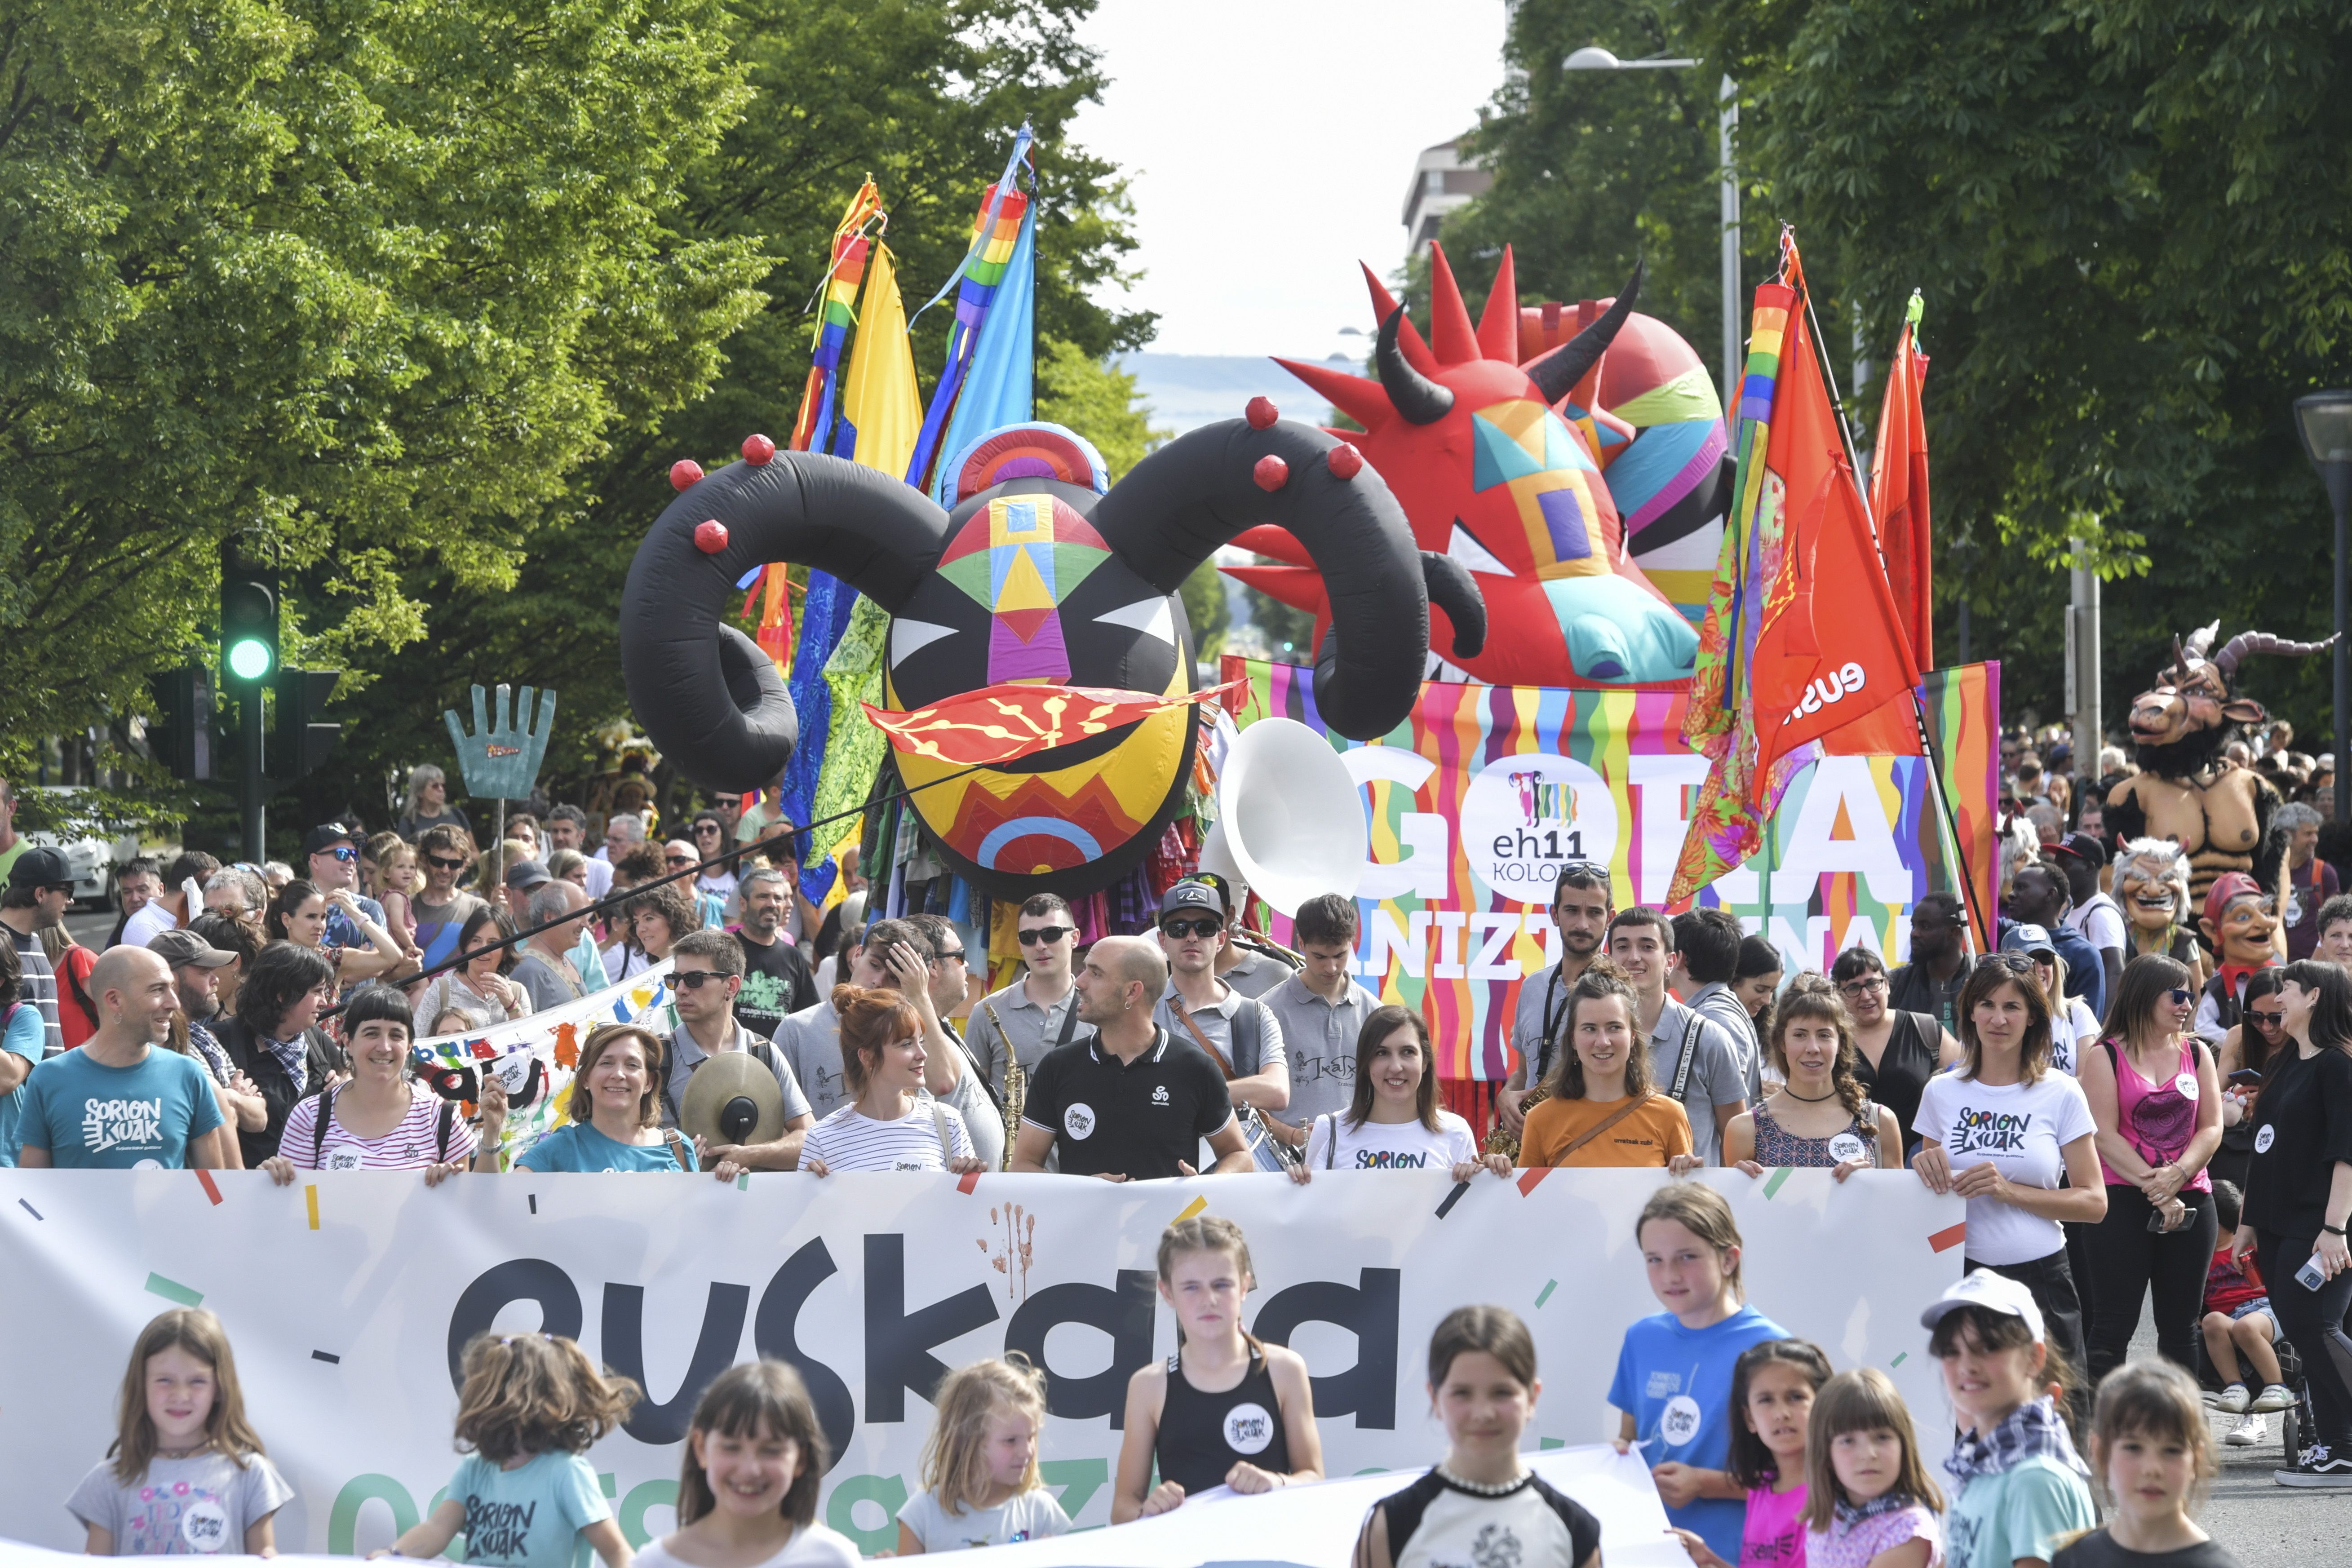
[
  {"xmin": 2052, "ymin": 831, "xmax": 2107, "ymax": 868},
  {"xmin": 6, "ymin": 846, "xmax": 70, "ymax": 888},
  {"xmin": 301, "ymin": 821, "xmax": 360, "ymax": 857},
  {"xmin": 503, "ymin": 859, "xmax": 552, "ymax": 891},
  {"xmin": 1158, "ymin": 879, "xmax": 1223, "ymax": 921}
]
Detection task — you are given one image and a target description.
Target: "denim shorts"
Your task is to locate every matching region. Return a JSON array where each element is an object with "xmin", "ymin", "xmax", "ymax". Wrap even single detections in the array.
[{"xmin": 2229, "ymin": 1297, "xmax": 2277, "ymax": 1334}]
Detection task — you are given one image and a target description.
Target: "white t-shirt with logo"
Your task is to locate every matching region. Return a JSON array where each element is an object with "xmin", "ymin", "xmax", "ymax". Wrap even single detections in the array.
[
  {"xmin": 2043, "ymin": 997, "xmax": 2100, "ymax": 1077},
  {"xmin": 1302, "ymin": 1110, "xmax": 1479, "ymax": 1173},
  {"xmin": 1913, "ymin": 1071, "xmax": 2097, "ymax": 1265}
]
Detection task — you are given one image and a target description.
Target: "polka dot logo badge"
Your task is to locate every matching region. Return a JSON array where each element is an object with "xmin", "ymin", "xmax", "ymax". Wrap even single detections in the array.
[
  {"xmin": 1223, "ymin": 1401, "xmax": 1275, "ymax": 1454},
  {"xmin": 2255, "ymin": 1125, "xmax": 2277, "ymax": 1154},
  {"xmin": 1064, "ymin": 1103, "xmax": 1097, "ymax": 1141},
  {"xmin": 1828, "ymin": 1132, "xmax": 1869, "ymax": 1165},
  {"xmin": 1660, "ymin": 1394, "xmax": 1703, "ymax": 1448}
]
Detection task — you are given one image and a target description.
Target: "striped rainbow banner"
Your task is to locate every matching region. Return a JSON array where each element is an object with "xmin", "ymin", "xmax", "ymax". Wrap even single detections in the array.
[{"xmin": 1223, "ymin": 657, "xmax": 1998, "ymax": 1083}]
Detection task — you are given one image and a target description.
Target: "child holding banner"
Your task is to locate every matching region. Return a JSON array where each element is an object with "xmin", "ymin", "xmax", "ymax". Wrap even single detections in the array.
[
  {"xmin": 1610, "ymin": 1184, "xmax": 1790, "ymax": 1565},
  {"xmin": 1353, "ymin": 1305, "xmax": 1600, "ymax": 1568},
  {"xmin": 895, "ymin": 1355, "xmax": 1071, "ymax": 1552},
  {"xmin": 1669, "ymin": 1340, "xmax": 1832, "ymax": 1568},
  {"xmin": 634, "ymin": 1360, "xmax": 859, "ymax": 1568},
  {"xmin": 1114, "ymin": 1215, "xmax": 1324, "ymax": 1522},
  {"xmin": 1802, "ymin": 1369, "xmax": 1945, "ymax": 1568}
]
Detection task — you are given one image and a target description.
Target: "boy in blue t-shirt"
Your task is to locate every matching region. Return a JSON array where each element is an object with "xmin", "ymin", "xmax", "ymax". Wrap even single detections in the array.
[{"xmin": 13, "ymin": 947, "xmax": 222, "ymax": 1168}]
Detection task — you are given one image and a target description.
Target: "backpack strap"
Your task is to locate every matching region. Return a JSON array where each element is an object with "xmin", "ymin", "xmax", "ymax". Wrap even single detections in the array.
[
  {"xmin": 313, "ymin": 1084, "xmax": 336, "ymax": 1166},
  {"xmin": 1669, "ymin": 1011, "xmax": 1703, "ymax": 1103},
  {"xmin": 1321, "ymin": 1113, "xmax": 1336, "ymax": 1170},
  {"xmin": 436, "ymin": 1098, "xmax": 456, "ymax": 1165}
]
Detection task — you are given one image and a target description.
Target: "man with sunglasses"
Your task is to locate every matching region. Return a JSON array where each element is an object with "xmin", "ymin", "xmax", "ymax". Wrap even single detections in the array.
[
  {"xmin": 1151, "ymin": 881, "xmax": 1289, "ymax": 1169},
  {"xmin": 411, "ymin": 824, "xmax": 487, "ymax": 973},
  {"xmin": 656, "ymin": 928, "xmax": 814, "ymax": 1175},
  {"xmin": 1497, "ymin": 861, "xmax": 1614, "ymax": 1138},
  {"xmin": 965, "ymin": 893, "xmax": 1081, "ymax": 1100},
  {"xmin": 303, "ymin": 823, "xmax": 389, "ymax": 952}
]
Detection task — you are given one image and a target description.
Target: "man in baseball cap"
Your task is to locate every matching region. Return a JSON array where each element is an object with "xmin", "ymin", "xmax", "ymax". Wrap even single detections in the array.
[
  {"xmin": 301, "ymin": 821, "xmax": 388, "ymax": 948},
  {"xmin": 1, "ymin": 845, "xmax": 74, "ymax": 1058},
  {"xmin": 146, "ymin": 929, "xmax": 242, "ymax": 1085},
  {"xmin": 2051, "ymin": 832, "xmax": 2124, "ymax": 1003}
]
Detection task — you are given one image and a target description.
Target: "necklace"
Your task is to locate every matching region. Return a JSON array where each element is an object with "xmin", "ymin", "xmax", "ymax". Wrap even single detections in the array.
[
  {"xmin": 1436, "ymin": 1464, "xmax": 1528, "ymax": 1496},
  {"xmin": 1782, "ymin": 1085, "xmax": 1840, "ymax": 1103}
]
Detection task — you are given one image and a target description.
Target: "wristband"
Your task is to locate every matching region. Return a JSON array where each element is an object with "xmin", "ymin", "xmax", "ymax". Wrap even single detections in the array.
[{"xmin": 2325, "ymin": 1224, "xmax": 2347, "ymax": 1238}]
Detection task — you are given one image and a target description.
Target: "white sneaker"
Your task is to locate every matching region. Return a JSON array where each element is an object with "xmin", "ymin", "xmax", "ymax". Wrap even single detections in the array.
[
  {"xmin": 2226, "ymin": 1412, "xmax": 2266, "ymax": 1447},
  {"xmin": 2214, "ymin": 1383, "xmax": 2252, "ymax": 1413},
  {"xmin": 2252, "ymin": 1383, "xmax": 2297, "ymax": 1413}
]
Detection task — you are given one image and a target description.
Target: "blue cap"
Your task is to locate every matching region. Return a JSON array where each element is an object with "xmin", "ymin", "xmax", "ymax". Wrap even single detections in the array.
[{"xmin": 2001, "ymin": 922, "xmax": 2057, "ymax": 957}]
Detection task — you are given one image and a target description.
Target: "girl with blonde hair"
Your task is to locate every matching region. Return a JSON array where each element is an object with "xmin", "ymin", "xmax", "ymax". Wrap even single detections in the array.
[{"xmin": 896, "ymin": 1355, "xmax": 1072, "ymax": 1551}]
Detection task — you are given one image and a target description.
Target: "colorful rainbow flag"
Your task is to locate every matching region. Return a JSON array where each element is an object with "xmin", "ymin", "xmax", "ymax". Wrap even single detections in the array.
[{"xmin": 904, "ymin": 124, "xmax": 1034, "ymax": 492}]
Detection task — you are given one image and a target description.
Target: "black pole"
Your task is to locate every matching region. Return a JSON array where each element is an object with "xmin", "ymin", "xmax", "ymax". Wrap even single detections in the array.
[
  {"xmin": 239, "ymin": 681, "xmax": 266, "ymax": 863},
  {"xmin": 2337, "ymin": 489, "xmax": 2348, "ymax": 824}
]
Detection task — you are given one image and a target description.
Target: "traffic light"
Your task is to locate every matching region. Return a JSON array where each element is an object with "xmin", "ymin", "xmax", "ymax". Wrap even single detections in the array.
[
  {"xmin": 220, "ymin": 544, "xmax": 278, "ymax": 684},
  {"xmin": 271, "ymin": 667, "xmax": 342, "ymax": 782},
  {"xmin": 149, "ymin": 666, "xmax": 214, "ymax": 781}
]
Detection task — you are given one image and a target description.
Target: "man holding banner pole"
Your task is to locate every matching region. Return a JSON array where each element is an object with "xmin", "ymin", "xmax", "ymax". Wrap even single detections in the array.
[
  {"xmin": 1013, "ymin": 935, "xmax": 1255, "ymax": 1181},
  {"xmin": 1497, "ymin": 863, "xmax": 1615, "ymax": 1137}
]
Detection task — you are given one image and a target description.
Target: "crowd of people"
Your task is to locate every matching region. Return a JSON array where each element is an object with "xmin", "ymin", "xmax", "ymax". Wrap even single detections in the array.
[
  {"xmin": 4, "ymin": 739, "xmax": 2347, "ymax": 1558},
  {"xmin": 65, "ymin": 1196, "xmax": 2241, "ymax": 1568}
]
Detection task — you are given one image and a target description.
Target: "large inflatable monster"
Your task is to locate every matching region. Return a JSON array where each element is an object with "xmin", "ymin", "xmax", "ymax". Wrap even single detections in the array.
[
  {"xmin": 2104, "ymin": 622, "xmax": 2333, "ymax": 908},
  {"xmin": 619, "ymin": 420, "xmax": 1484, "ymax": 901},
  {"xmin": 1231, "ymin": 244, "xmax": 1703, "ymax": 687}
]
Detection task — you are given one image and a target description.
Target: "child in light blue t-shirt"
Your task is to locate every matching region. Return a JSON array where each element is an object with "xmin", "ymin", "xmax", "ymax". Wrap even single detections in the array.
[
  {"xmin": 1608, "ymin": 1186, "xmax": 1787, "ymax": 1565},
  {"xmin": 389, "ymin": 1334, "xmax": 636, "ymax": 1568}
]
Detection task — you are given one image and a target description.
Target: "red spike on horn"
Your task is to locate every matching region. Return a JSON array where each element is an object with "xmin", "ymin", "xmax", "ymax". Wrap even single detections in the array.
[
  {"xmin": 1361, "ymin": 261, "xmax": 1402, "ymax": 323},
  {"xmin": 1427, "ymin": 243, "xmax": 1479, "ymax": 367},
  {"xmin": 1477, "ymin": 245, "xmax": 1520, "ymax": 363},
  {"xmin": 1273, "ymin": 357, "xmax": 1395, "ymax": 431}
]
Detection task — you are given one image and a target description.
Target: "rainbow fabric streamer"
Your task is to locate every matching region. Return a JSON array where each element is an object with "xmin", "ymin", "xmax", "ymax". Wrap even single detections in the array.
[
  {"xmin": 790, "ymin": 182, "xmax": 885, "ymax": 459},
  {"xmin": 1227, "ymin": 655, "xmax": 1994, "ymax": 1083},
  {"xmin": 904, "ymin": 124, "xmax": 1034, "ymax": 492}
]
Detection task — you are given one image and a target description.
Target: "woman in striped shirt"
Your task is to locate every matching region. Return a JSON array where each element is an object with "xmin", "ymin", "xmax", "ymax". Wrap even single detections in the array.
[
  {"xmin": 262, "ymin": 985, "xmax": 492, "ymax": 1182},
  {"xmin": 802, "ymin": 985, "xmax": 989, "ymax": 1175}
]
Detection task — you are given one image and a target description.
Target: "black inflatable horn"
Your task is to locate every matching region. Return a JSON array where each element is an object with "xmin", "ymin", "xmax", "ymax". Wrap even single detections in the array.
[{"xmin": 1527, "ymin": 261, "xmax": 1645, "ymax": 406}]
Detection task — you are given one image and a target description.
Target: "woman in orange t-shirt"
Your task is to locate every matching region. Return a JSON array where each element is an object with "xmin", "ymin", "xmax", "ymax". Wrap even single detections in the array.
[{"xmin": 1519, "ymin": 963, "xmax": 1701, "ymax": 1170}]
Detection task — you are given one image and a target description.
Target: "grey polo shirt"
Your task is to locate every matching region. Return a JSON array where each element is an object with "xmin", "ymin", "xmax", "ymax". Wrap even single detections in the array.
[
  {"xmin": 1649, "ymin": 995, "xmax": 1748, "ymax": 1167},
  {"xmin": 1262, "ymin": 971, "xmax": 1381, "ymax": 1125},
  {"xmin": 657, "ymin": 1017, "xmax": 812, "ymax": 1131},
  {"xmin": 1686, "ymin": 980, "xmax": 1763, "ymax": 1099},
  {"xmin": 963, "ymin": 976, "xmax": 1080, "ymax": 1096},
  {"xmin": 1153, "ymin": 980, "xmax": 1287, "ymax": 1080},
  {"xmin": 1218, "ymin": 946, "xmax": 1294, "ymax": 1000},
  {"xmin": 771, "ymin": 996, "xmax": 850, "ymax": 1120}
]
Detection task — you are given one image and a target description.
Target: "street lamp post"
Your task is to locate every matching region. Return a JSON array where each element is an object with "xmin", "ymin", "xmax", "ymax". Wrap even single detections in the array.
[
  {"xmin": 2296, "ymin": 391, "xmax": 2352, "ymax": 822},
  {"xmin": 1563, "ymin": 47, "xmax": 1741, "ymax": 418}
]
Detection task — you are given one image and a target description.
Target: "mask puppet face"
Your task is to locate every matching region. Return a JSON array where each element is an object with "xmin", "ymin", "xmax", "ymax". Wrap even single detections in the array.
[
  {"xmin": 2117, "ymin": 861, "xmax": 2185, "ymax": 935},
  {"xmin": 2201, "ymin": 891, "xmax": 2279, "ymax": 967}
]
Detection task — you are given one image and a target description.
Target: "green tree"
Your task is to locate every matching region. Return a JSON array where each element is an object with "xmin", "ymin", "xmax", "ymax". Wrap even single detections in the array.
[
  {"xmin": 0, "ymin": 0, "xmax": 766, "ymax": 812},
  {"xmin": 311, "ymin": 0, "xmax": 1151, "ymax": 828},
  {"xmin": 1683, "ymin": 0, "xmax": 2352, "ymax": 734}
]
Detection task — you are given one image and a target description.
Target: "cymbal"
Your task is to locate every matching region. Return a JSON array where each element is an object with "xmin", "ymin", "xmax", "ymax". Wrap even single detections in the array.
[{"xmin": 678, "ymin": 1051, "xmax": 785, "ymax": 1147}]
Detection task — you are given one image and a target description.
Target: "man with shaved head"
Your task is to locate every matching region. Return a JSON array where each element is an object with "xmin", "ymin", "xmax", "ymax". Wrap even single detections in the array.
[
  {"xmin": 13, "ymin": 946, "xmax": 224, "ymax": 1168},
  {"xmin": 1010, "ymin": 935, "xmax": 1254, "ymax": 1180}
]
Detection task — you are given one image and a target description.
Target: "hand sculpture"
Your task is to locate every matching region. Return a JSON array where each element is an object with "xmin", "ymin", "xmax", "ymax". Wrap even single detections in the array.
[{"xmin": 442, "ymin": 683, "xmax": 556, "ymax": 801}]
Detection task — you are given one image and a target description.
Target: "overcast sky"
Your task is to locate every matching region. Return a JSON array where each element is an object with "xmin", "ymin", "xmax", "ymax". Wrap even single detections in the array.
[{"xmin": 1071, "ymin": 0, "xmax": 1511, "ymax": 359}]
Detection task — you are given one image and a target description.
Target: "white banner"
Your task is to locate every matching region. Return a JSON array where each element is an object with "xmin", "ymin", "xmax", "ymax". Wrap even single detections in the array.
[{"xmin": 0, "ymin": 1169, "xmax": 1962, "ymax": 1556}]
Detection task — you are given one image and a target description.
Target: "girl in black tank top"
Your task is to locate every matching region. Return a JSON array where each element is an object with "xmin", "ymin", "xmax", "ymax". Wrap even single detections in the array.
[{"xmin": 1113, "ymin": 1215, "xmax": 1325, "ymax": 1522}]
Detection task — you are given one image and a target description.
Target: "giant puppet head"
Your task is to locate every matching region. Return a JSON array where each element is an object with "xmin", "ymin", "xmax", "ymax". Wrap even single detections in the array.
[
  {"xmin": 2200, "ymin": 872, "xmax": 2280, "ymax": 969},
  {"xmin": 619, "ymin": 419, "xmax": 1483, "ymax": 901},
  {"xmin": 2112, "ymin": 837, "xmax": 2193, "ymax": 945},
  {"xmin": 1231, "ymin": 245, "xmax": 1700, "ymax": 688},
  {"xmin": 2125, "ymin": 622, "xmax": 2330, "ymax": 776}
]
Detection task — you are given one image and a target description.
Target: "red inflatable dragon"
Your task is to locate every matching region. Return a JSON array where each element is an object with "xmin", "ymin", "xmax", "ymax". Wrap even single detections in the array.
[{"xmin": 1228, "ymin": 244, "xmax": 1701, "ymax": 687}]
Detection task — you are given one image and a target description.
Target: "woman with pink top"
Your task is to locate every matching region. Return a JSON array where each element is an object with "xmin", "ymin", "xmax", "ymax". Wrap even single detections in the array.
[{"xmin": 2077, "ymin": 954, "xmax": 2223, "ymax": 1382}]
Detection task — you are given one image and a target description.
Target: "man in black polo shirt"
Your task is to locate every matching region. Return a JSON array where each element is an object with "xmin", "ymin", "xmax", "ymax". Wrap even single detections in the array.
[{"xmin": 1011, "ymin": 935, "xmax": 1254, "ymax": 1180}]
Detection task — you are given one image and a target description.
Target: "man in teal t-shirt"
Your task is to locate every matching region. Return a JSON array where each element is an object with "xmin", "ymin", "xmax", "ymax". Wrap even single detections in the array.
[{"xmin": 15, "ymin": 948, "xmax": 223, "ymax": 1169}]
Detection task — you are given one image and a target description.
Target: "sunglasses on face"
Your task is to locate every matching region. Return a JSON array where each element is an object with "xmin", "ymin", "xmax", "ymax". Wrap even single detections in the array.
[
  {"xmin": 694, "ymin": 824, "xmax": 722, "ymax": 836},
  {"xmin": 1017, "ymin": 925, "xmax": 1074, "ymax": 946},
  {"xmin": 714, "ymin": 797, "xmax": 740, "ymax": 809},
  {"xmin": 327, "ymin": 845, "xmax": 358, "ymax": 862},
  {"xmin": 934, "ymin": 947, "xmax": 967, "ymax": 964},
  {"xmin": 1161, "ymin": 917, "xmax": 1222, "ymax": 940},
  {"xmin": 672, "ymin": 969, "xmax": 728, "ymax": 989},
  {"xmin": 425, "ymin": 855, "xmax": 466, "ymax": 871},
  {"xmin": 2249, "ymin": 1009, "xmax": 2286, "ymax": 1028},
  {"xmin": 666, "ymin": 855, "xmax": 693, "ymax": 868},
  {"xmin": 2168, "ymin": 988, "xmax": 2194, "ymax": 1005}
]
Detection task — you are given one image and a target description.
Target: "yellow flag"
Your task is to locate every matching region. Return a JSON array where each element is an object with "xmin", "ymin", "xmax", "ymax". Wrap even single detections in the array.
[{"xmin": 843, "ymin": 243, "xmax": 923, "ymax": 479}]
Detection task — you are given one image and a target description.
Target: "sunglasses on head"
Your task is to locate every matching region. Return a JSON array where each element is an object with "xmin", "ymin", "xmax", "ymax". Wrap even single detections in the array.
[
  {"xmin": 672, "ymin": 969, "xmax": 729, "ymax": 989},
  {"xmin": 1161, "ymin": 917, "xmax": 1222, "ymax": 940},
  {"xmin": 425, "ymin": 854, "xmax": 466, "ymax": 871},
  {"xmin": 1017, "ymin": 925, "xmax": 1074, "ymax": 946}
]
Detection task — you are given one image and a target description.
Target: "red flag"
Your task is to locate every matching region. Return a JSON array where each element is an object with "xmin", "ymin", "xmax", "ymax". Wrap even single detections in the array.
[
  {"xmin": 1870, "ymin": 318, "xmax": 1933, "ymax": 670},
  {"xmin": 1747, "ymin": 280, "xmax": 1922, "ymax": 800}
]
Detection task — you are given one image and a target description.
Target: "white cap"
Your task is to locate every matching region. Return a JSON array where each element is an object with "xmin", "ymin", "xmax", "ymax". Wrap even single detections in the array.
[{"xmin": 1918, "ymin": 1267, "xmax": 2046, "ymax": 1345}]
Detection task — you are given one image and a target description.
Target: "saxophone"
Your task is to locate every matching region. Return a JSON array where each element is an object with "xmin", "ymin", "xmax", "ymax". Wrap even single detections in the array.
[
  {"xmin": 1482, "ymin": 1083, "xmax": 1549, "ymax": 1160},
  {"xmin": 1000, "ymin": 1048, "xmax": 1025, "ymax": 1170}
]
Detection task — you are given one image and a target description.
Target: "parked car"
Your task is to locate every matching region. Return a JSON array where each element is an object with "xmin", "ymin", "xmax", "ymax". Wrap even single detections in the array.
[{"xmin": 24, "ymin": 787, "xmax": 139, "ymax": 910}]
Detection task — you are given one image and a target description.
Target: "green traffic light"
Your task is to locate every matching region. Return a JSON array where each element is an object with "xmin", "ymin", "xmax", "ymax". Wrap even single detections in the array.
[{"xmin": 227, "ymin": 637, "xmax": 274, "ymax": 681}]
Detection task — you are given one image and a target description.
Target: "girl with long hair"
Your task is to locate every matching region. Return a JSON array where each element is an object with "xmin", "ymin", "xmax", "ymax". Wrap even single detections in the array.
[
  {"xmin": 1288, "ymin": 1005, "xmax": 1506, "ymax": 1180},
  {"xmin": 1520, "ymin": 964, "xmax": 1701, "ymax": 1169},
  {"xmin": 1912, "ymin": 956, "xmax": 2105, "ymax": 1390},
  {"xmin": 798, "ymin": 985, "xmax": 983, "ymax": 1176},
  {"xmin": 1802, "ymin": 1369, "xmax": 1944, "ymax": 1568},
  {"xmin": 1669, "ymin": 1340, "xmax": 1834, "ymax": 1568},
  {"xmin": 1924, "ymin": 1272, "xmax": 2095, "ymax": 1568},
  {"xmin": 1724, "ymin": 989, "xmax": 1903, "ymax": 1177},
  {"xmin": 2234, "ymin": 957, "xmax": 2352, "ymax": 1484},
  {"xmin": 1611, "ymin": 1185, "xmax": 1790, "ymax": 1564},
  {"xmin": 1113, "ymin": 1215, "xmax": 1324, "ymax": 1520},
  {"xmin": 1353, "ymin": 1307, "xmax": 1599, "ymax": 1568},
  {"xmin": 2212, "ymin": 967, "xmax": 2285, "ymax": 1192},
  {"xmin": 895, "ymin": 1356, "xmax": 1070, "ymax": 1552},
  {"xmin": 2077, "ymin": 955, "xmax": 2222, "ymax": 1386},
  {"xmin": 389, "ymin": 1332, "xmax": 638, "ymax": 1568},
  {"xmin": 67, "ymin": 1309, "xmax": 291, "ymax": 1555},
  {"xmin": 266, "ymin": 877, "xmax": 407, "ymax": 983}
]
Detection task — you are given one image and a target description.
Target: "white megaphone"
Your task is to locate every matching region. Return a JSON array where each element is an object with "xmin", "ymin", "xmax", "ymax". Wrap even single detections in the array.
[{"xmin": 1210, "ymin": 718, "xmax": 1368, "ymax": 915}]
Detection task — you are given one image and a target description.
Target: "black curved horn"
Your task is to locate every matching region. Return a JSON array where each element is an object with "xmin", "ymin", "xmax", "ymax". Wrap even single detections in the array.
[
  {"xmin": 1527, "ymin": 260, "xmax": 1646, "ymax": 405},
  {"xmin": 1090, "ymin": 420, "xmax": 1429, "ymax": 741},
  {"xmin": 1420, "ymin": 552, "xmax": 1488, "ymax": 660},
  {"xmin": 620, "ymin": 453, "xmax": 950, "ymax": 790},
  {"xmin": 1376, "ymin": 305, "xmax": 1454, "ymax": 425}
]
